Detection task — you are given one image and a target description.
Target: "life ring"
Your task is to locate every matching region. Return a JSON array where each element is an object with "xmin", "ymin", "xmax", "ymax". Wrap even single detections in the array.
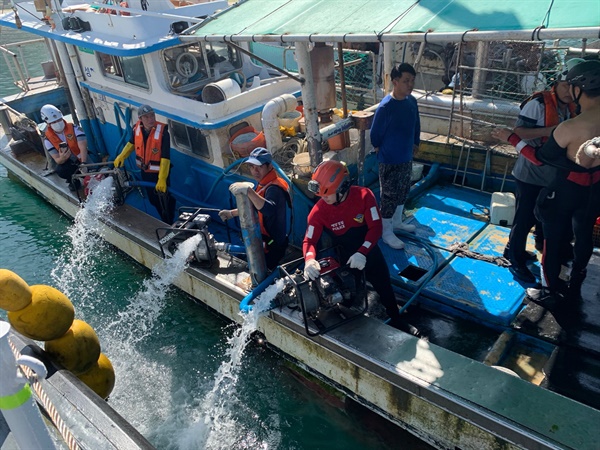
[{"xmin": 176, "ymin": 52, "xmax": 199, "ymax": 78}]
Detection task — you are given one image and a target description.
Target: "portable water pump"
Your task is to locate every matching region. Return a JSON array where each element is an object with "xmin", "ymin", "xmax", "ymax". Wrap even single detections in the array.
[
  {"xmin": 275, "ymin": 257, "xmax": 368, "ymax": 336},
  {"xmin": 156, "ymin": 207, "xmax": 245, "ymax": 267}
]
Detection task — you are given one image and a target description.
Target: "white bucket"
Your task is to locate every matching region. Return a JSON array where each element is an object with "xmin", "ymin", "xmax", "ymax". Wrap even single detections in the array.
[
  {"xmin": 202, "ymin": 78, "xmax": 242, "ymax": 104},
  {"xmin": 278, "ymin": 110, "xmax": 302, "ymax": 130},
  {"xmin": 292, "ymin": 152, "xmax": 311, "ymax": 177}
]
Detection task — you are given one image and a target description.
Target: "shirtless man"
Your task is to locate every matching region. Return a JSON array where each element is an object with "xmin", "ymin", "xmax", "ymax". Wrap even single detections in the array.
[{"xmin": 494, "ymin": 61, "xmax": 600, "ymax": 303}]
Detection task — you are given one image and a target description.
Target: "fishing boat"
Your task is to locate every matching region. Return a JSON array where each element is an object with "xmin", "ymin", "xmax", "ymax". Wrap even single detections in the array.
[{"xmin": 1, "ymin": 0, "xmax": 600, "ymax": 448}]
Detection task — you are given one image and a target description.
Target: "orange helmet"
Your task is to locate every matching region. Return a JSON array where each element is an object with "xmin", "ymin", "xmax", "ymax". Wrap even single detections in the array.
[{"xmin": 308, "ymin": 160, "xmax": 350, "ymax": 198}]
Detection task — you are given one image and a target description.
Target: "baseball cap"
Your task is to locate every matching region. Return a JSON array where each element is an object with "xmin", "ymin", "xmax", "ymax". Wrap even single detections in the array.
[
  {"xmin": 246, "ymin": 147, "xmax": 272, "ymax": 165},
  {"xmin": 138, "ymin": 104, "xmax": 154, "ymax": 117}
]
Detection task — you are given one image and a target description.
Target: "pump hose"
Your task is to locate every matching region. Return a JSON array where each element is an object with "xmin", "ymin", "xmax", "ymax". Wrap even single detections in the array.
[
  {"xmin": 239, "ymin": 269, "xmax": 280, "ymax": 313},
  {"xmin": 113, "ymin": 103, "xmax": 133, "ymax": 168}
]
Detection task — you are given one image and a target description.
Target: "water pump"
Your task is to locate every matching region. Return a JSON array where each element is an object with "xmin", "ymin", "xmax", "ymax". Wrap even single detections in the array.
[
  {"xmin": 275, "ymin": 257, "xmax": 368, "ymax": 336},
  {"xmin": 156, "ymin": 207, "xmax": 246, "ymax": 267}
]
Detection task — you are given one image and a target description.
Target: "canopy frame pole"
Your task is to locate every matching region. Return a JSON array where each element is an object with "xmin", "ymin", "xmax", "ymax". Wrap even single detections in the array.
[{"xmin": 295, "ymin": 41, "xmax": 323, "ymax": 169}]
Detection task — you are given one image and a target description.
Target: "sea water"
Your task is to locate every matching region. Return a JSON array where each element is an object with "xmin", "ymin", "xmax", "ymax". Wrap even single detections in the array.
[{"xmin": 0, "ymin": 168, "xmax": 433, "ymax": 449}]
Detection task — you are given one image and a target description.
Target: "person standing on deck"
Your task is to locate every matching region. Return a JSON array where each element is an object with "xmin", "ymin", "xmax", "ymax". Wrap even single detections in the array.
[
  {"xmin": 41, "ymin": 104, "xmax": 89, "ymax": 191},
  {"xmin": 370, "ymin": 63, "xmax": 420, "ymax": 250},
  {"xmin": 302, "ymin": 160, "xmax": 420, "ymax": 336},
  {"xmin": 113, "ymin": 104, "xmax": 176, "ymax": 224},
  {"xmin": 494, "ymin": 61, "xmax": 600, "ymax": 310},
  {"xmin": 493, "ymin": 58, "xmax": 584, "ymax": 284},
  {"xmin": 218, "ymin": 147, "xmax": 290, "ymax": 270}
]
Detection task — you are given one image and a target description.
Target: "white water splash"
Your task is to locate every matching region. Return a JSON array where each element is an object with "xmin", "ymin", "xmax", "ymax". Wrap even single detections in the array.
[
  {"xmin": 178, "ymin": 279, "xmax": 285, "ymax": 450},
  {"xmin": 106, "ymin": 233, "xmax": 202, "ymax": 344},
  {"xmin": 51, "ymin": 176, "xmax": 116, "ymax": 303}
]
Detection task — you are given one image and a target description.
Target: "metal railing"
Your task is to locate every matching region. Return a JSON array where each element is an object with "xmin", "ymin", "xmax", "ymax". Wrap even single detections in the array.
[{"xmin": 0, "ymin": 38, "xmax": 54, "ymax": 93}]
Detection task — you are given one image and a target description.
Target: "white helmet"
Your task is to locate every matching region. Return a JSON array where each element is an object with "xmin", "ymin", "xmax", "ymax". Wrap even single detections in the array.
[{"xmin": 40, "ymin": 104, "xmax": 63, "ymax": 123}]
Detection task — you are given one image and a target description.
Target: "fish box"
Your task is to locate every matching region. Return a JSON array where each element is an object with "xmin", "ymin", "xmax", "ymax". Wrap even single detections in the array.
[{"xmin": 490, "ymin": 192, "xmax": 516, "ymax": 226}]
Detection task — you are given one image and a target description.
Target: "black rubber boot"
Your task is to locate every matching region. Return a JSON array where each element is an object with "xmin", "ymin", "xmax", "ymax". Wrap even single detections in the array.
[{"xmin": 567, "ymin": 268, "xmax": 587, "ymax": 301}]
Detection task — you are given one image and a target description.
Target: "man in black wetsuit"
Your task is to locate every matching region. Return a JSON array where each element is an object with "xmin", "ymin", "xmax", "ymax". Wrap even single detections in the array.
[
  {"xmin": 494, "ymin": 62, "xmax": 600, "ymax": 314},
  {"xmin": 530, "ymin": 60, "xmax": 600, "ymax": 304}
]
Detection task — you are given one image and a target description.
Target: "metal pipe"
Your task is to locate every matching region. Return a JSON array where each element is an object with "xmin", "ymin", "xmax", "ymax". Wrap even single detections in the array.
[
  {"xmin": 192, "ymin": 27, "xmax": 600, "ymax": 44},
  {"xmin": 54, "ymin": 41, "xmax": 88, "ymax": 125},
  {"xmin": 472, "ymin": 41, "xmax": 489, "ymax": 99},
  {"xmin": 295, "ymin": 41, "xmax": 322, "ymax": 169},
  {"xmin": 336, "ymin": 43, "xmax": 348, "ymax": 118},
  {"xmin": 383, "ymin": 42, "xmax": 393, "ymax": 94},
  {"xmin": 261, "ymin": 94, "xmax": 297, "ymax": 153},
  {"xmin": 230, "ymin": 182, "xmax": 267, "ymax": 286}
]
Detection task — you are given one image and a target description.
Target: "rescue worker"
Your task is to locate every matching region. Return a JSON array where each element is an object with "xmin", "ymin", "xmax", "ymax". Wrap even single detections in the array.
[
  {"xmin": 113, "ymin": 104, "xmax": 175, "ymax": 223},
  {"xmin": 302, "ymin": 160, "xmax": 420, "ymax": 336},
  {"xmin": 40, "ymin": 104, "xmax": 88, "ymax": 191},
  {"xmin": 219, "ymin": 147, "xmax": 290, "ymax": 270},
  {"xmin": 496, "ymin": 58, "xmax": 584, "ymax": 283},
  {"xmin": 494, "ymin": 61, "xmax": 600, "ymax": 310}
]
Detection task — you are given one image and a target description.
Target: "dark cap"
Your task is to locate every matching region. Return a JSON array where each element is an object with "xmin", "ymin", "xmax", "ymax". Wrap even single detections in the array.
[
  {"xmin": 138, "ymin": 104, "xmax": 154, "ymax": 117},
  {"xmin": 246, "ymin": 147, "xmax": 272, "ymax": 165}
]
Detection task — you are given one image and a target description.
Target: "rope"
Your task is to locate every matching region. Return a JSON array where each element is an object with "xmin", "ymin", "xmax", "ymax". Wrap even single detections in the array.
[
  {"xmin": 272, "ymin": 137, "xmax": 307, "ymax": 171},
  {"xmin": 8, "ymin": 338, "xmax": 81, "ymax": 450},
  {"xmin": 449, "ymin": 242, "xmax": 511, "ymax": 267}
]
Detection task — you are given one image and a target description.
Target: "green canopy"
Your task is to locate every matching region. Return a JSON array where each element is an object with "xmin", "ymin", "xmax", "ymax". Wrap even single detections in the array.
[{"xmin": 190, "ymin": 0, "xmax": 600, "ymax": 42}]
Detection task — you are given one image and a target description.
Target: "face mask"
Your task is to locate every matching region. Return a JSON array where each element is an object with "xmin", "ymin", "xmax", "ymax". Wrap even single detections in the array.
[{"xmin": 50, "ymin": 121, "xmax": 65, "ymax": 133}]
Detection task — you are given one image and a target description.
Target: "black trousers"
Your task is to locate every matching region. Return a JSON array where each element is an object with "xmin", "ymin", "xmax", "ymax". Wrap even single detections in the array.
[
  {"xmin": 507, "ymin": 179, "xmax": 543, "ymax": 264},
  {"xmin": 536, "ymin": 181, "xmax": 600, "ymax": 291},
  {"xmin": 340, "ymin": 245, "xmax": 400, "ymax": 322},
  {"xmin": 55, "ymin": 159, "xmax": 79, "ymax": 183},
  {"xmin": 508, "ymin": 179, "xmax": 572, "ymax": 265},
  {"xmin": 140, "ymin": 171, "xmax": 176, "ymax": 224}
]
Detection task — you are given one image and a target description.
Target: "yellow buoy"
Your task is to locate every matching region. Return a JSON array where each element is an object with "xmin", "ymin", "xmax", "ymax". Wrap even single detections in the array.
[
  {"xmin": 77, "ymin": 353, "xmax": 115, "ymax": 400},
  {"xmin": 0, "ymin": 269, "xmax": 32, "ymax": 311},
  {"xmin": 8, "ymin": 285, "xmax": 74, "ymax": 340},
  {"xmin": 44, "ymin": 319, "xmax": 101, "ymax": 375}
]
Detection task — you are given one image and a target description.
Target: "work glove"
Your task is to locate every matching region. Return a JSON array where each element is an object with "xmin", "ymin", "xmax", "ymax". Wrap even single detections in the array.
[
  {"xmin": 155, "ymin": 158, "xmax": 170, "ymax": 193},
  {"xmin": 113, "ymin": 142, "xmax": 134, "ymax": 168},
  {"xmin": 303, "ymin": 258, "xmax": 321, "ymax": 280},
  {"xmin": 229, "ymin": 181, "xmax": 254, "ymax": 196},
  {"xmin": 347, "ymin": 252, "xmax": 366, "ymax": 270},
  {"xmin": 219, "ymin": 210, "xmax": 234, "ymax": 221}
]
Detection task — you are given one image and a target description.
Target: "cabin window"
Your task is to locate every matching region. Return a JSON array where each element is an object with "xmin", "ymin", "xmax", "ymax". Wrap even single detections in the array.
[
  {"xmin": 169, "ymin": 120, "xmax": 210, "ymax": 160},
  {"xmin": 161, "ymin": 42, "xmax": 243, "ymax": 95},
  {"xmin": 97, "ymin": 52, "xmax": 149, "ymax": 89}
]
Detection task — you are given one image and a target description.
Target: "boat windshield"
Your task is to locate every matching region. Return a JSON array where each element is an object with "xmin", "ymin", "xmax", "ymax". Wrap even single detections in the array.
[{"xmin": 161, "ymin": 42, "xmax": 242, "ymax": 96}]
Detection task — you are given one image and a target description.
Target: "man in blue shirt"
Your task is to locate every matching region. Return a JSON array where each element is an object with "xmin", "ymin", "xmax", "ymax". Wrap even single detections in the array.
[{"xmin": 370, "ymin": 63, "xmax": 420, "ymax": 249}]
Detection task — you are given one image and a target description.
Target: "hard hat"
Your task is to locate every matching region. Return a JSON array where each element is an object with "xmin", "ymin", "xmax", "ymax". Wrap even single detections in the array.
[
  {"xmin": 567, "ymin": 60, "xmax": 600, "ymax": 92},
  {"xmin": 246, "ymin": 147, "xmax": 272, "ymax": 166},
  {"xmin": 308, "ymin": 160, "xmax": 350, "ymax": 197},
  {"xmin": 40, "ymin": 104, "xmax": 63, "ymax": 123}
]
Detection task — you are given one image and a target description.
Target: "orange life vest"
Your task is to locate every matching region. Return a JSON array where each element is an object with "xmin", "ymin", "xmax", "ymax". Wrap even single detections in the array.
[
  {"xmin": 45, "ymin": 122, "xmax": 81, "ymax": 159},
  {"xmin": 255, "ymin": 169, "xmax": 290, "ymax": 239},
  {"xmin": 133, "ymin": 120, "xmax": 165, "ymax": 173},
  {"xmin": 522, "ymin": 88, "xmax": 577, "ymax": 143}
]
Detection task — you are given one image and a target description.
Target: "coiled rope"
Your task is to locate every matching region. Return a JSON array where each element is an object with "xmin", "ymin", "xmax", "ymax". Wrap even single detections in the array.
[{"xmin": 8, "ymin": 337, "xmax": 81, "ymax": 450}]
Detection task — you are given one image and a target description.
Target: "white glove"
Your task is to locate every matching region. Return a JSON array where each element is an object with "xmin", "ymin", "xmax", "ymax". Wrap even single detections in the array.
[
  {"xmin": 218, "ymin": 210, "xmax": 234, "ymax": 221},
  {"xmin": 229, "ymin": 181, "xmax": 254, "ymax": 196},
  {"xmin": 303, "ymin": 259, "xmax": 321, "ymax": 280},
  {"xmin": 347, "ymin": 252, "xmax": 367, "ymax": 270}
]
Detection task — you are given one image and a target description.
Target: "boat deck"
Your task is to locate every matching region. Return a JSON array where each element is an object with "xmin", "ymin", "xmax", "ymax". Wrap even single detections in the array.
[{"xmin": 382, "ymin": 183, "xmax": 600, "ymax": 410}]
